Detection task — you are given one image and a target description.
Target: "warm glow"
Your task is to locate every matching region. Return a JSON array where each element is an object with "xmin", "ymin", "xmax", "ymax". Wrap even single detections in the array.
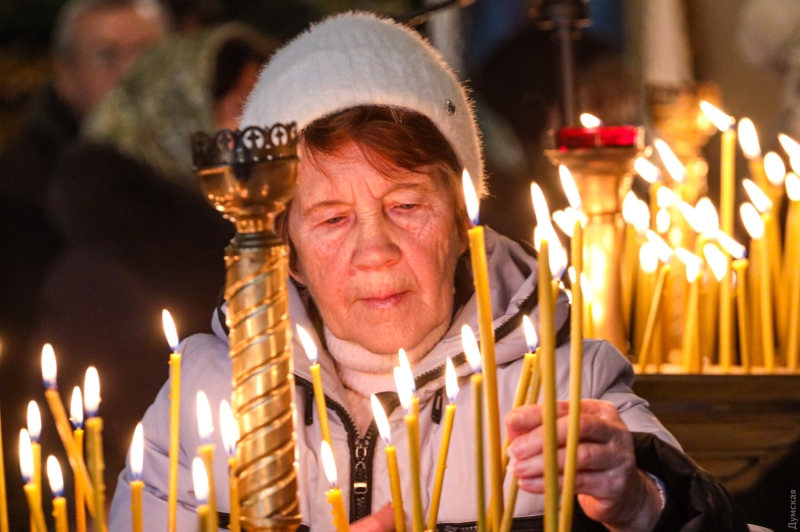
[
  {"xmin": 579, "ymin": 113, "xmax": 602, "ymax": 128},
  {"xmin": 634, "ymin": 157, "xmax": 660, "ymax": 183},
  {"xmin": 678, "ymin": 202, "xmax": 702, "ymax": 233},
  {"xmin": 580, "ymin": 273, "xmax": 594, "ymax": 302},
  {"xmin": 715, "ymin": 232, "xmax": 747, "ymax": 260},
  {"xmin": 461, "ymin": 325, "xmax": 482, "ymax": 373},
  {"xmin": 656, "ymin": 186, "xmax": 677, "ymax": 209},
  {"xmin": 398, "ymin": 349, "xmax": 414, "ymax": 392},
  {"xmin": 764, "ymin": 152, "xmax": 787, "ymax": 186},
  {"xmin": 47, "ymin": 455, "xmax": 64, "ymax": 497},
  {"xmin": 787, "ymin": 173, "xmax": 800, "ymax": 202},
  {"xmin": 192, "ymin": 457, "xmax": 209, "ymax": 504},
  {"xmin": 131, "ymin": 422, "xmax": 144, "ymax": 479},
  {"xmin": 645, "ymin": 230, "xmax": 674, "ymax": 263},
  {"xmin": 522, "ymin": 315, "xmax": 538, "ymax": 352},
  {"xmin": 675, "ymin": 248, "xmax": 702, "ymax": 282},
  {"xmin": 19, "ymin": 429, "xmax": 32, "ymax": 482},
  {"xmin": 704, "ymin": 244, "xmax": 728, "ymax": 282},
  {"xmin": 530, "ymin": 182, "xmax": 555, "ymax": 234},
  {"xmin": 196, "ymin": 390, "xmax": 214, "ymax": 442},
  {"xmin": 552, "ymin": 209, "xmax": 575, "ymax": 237},
  {"xmin": 41, "ymin": 343, "xmax": 57, "ymax": 389},
  {"xmin": 84, "ymin": 367, "xmax": 100, "ymax": 418},
  {"xmin": 393, "ymin": 367, "xmax": 414, "ymax": 413},
  {"xmin": 370, "ymin": 395, "xmax": 391, "ymax": 445},
  {"xmin": 220, "ymin": 400, "xmax": 237, "ymax": 458},
  {"xmin": 321, "ymin": 441, "xmax": 338, "ymax": 488},
  {"xmin": 550, "ymin": 240, "xmax": 568, "ymax": 280},
  {"xmin": 656, "ymin": 209, "xmax": 671, "ymax": 234},
  {"xmin": 740, "ymin": 203, "xmax": 765, "ymax": 240},
  {"xmin": 699, "ymin": 101, "xmax": 735, "ymax": 131},
  {"xmin": 463, "ymin": 169, "xmax": 479, "ymax": 225},
  {"xmin": 639, "ymin": 242, "xmax": 659, "ymax": 274},
  {"xmin": 633, "ymin": 201, "xmax": 651, "ymax": 233},
  {"xmin": 70, "ymin": 387, "xmax": 83, "ymax": 429},
  {"xmin": 743, "ymin": 179, "xmax": 773, "ymax": 213},
  {"xmin": 162, "ymin": 309, "xmax": 179, "ymax": 352},
  {"xmin": 296, "ymin": 324, "xmax": 318, "ymax": 364},
  {"xmin": 27, "ymin": 401, "xmax": 41, "ymax": 443},
  {"xmin": 654, "ymin": 139, "xmax": 686, "ymax": 183},
  {"xmin": 445, "ymin": 357, "xmax": 458, "ymax": 403},
  {"xmin": 621, "ymin": 191, "xmax": 638, "ymax": 224},
  {"xmin": 559, "ymin": 165, "xmax": 582, "ymax": 210},
  {"xmin": 738, "ymin": 118, "xmax": 761, "ymax": 159},
  {"xmin": 779, "ymin": 133, "xmax": 800, "ymax": 158},
  {"xmin": 695, "ymin": 198, "xmax": 720, "ymax": 236}
]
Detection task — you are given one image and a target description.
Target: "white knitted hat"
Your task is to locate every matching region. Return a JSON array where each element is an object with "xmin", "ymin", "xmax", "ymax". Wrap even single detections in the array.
[{"xmin": 240, "ymin": 12, "xmax": 485, "ymax": 198}]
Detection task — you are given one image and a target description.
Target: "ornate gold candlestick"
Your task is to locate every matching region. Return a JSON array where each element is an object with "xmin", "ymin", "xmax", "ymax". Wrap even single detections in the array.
[
  {"xmin": 192, "ymin": 124, "xmax": 301, "ymax": 532},
  {"xmin": 547, "ymin": 146, "xmax": 641, "ymax": 353}
]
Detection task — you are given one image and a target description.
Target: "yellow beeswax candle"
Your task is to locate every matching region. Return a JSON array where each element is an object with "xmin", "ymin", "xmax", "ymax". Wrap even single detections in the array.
[
  {"xmin": 163, "ymin": 310, "xmax": 182, "ymax": 532},
  {"xmin": 370, "ymin": 396, "xmax": 405, "ymax": 532},
  {"xmin": 703, "ymin": 244, "xmax": 728, "ymax": 365},
  {"xmin": 47, "ymin": 456, "xmax": 69, "ymax": 532},
  {"xmin": 395, "ymin": 350, "xmax": 424, "ymax": 532},
  {"xmin": 220, "ymin": 400, "xmax": 240, "ymax": 532},
  {"xmin": 538, "ymin": 239, "xmax": 558, "ymax": 532},
  {"xmin": 84, "ymin": 367, "xmax": 107, "ymax": 532},
  {"xmin": 741, "ymin": 202, "xmax": 775, "ymax": 370},
  {"xmin": 677, "ymin": 249, "xmax": 702, "ymax": 373},
  {"xmin": 130, "ymin": 423, "xmax": 144, "ymax": 532},
  {"xmin": 20, "ymin": 430, "xmax": 45, "ymax": 532},
  {"xmin": 70, "ymin": 387, "xmax": 87, "ymax": 532},
  {"xmin": 296, "ymin": 325, "xmax": 332, "ymax": 447},
  {"xmin": 41, "ymin": 345, "xmax": 96, "ymax": 516},
  {"xmin": 0, "ymin": 402, "xmax": 7, "ymax": 532},
  {"xmin": 700, "ymin": 102, "xmax": 736, "ymax": 236},
  {"xmin": 740, "ymin": 118, "xmax": 767, "ymax": 189},
  {"xmin": 321, "ymin": 441, "xmax": 349, "ymax": 532},
  {"xmin": 463, "ymin": 170, "xmax": 503, "ymax": 530},
  {"xmin": 192, "ymin": 457, "xmax": 211, "ymax": 532},
  {"xmin": 27, "ymin": 399, "xmax": 42, "ymax": 530},
  {"xmin": 427, "ymin": 358, "xmax": 458, "ymax": 531},
  {"xmin": 461, "ymin": 326, "xmax": 486, "ymax": 532},
  {"xmin": 732, "ymin": 259, "xmax": 751, "ymax": 371},
  {"xmin": 196, "ymin": 391, "xmax": 218, "ymax": 531},
  {"xmin": 783, "ymin": 174, "xmax": 800, "ymax": 369},
  {"xmin": 636, "ymin": 263, "xmax": 672, "ymax": 373},
  {"xmin": 621, "ymin": 190, "xmax": 640, "ymax": 335},
  {"xmin": 634, "ymin": 244, "xmax": 659, "ymax": 357}
]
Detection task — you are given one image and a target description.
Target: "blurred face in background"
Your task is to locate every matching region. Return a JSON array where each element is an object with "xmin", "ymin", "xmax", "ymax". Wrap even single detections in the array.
[{"xmin": 54, "ymin": 4, "xmax": 168, "ymax": 118}]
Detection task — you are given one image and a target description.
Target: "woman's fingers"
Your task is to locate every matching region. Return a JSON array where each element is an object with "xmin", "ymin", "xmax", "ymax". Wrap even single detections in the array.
[{"xmin": 350, "ymin": 503, "xmax": 396, "ymax": 532}]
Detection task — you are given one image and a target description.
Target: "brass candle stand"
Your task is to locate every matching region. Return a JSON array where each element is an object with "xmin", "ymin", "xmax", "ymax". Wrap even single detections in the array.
[
  {"xmin": 192, "ymin": 124, "xmax": 301, "ymax": 532},
  {"xmin": 547, "ymin": 146, "xmax": 641, "ymax": 353}
]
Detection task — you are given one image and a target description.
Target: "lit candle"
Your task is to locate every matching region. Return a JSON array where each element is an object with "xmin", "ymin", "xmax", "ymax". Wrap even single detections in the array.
[
  {"xmin": 370, "ymin": 395, "xmax": 405, "ymax": 532},
  {"xmin": 162, "ymin": 309, "xmax": 181, "ymax": 532},
  {"xmin": 739, "ymin": 118, "xmax": 768, "ymax": 190},
  {"xmin": 427, "ymin": 358, "xmax": 458, "ymax": 531},
  {"xmin": 296, "ymin": 324, "xmax": 332, "ymax": 447},
  {"xmin": 70, "ymin": 387, "xmax": 86, "ymax": 532},
  {"xmin": 621, "ymin": 190, "xmax": 641, "ymax": 336},
  {"xmin": 504, "ymin": 316, "xmax": 538, "ymax": 467},
  {"xmin": 47, "ymin": 456, "xmax": 69, "ymax": 532},
  {"xmin": 196, "ymin": 391, "xmax": 218, "ymax": 531},
  {"xmin": 784, "ymin": 173, "xmax": 800, "ymax": 370},
  {"xmin": 394, "ymin": 351, "xmax": 424, "ymax": 532},
  {"xmin": 0, "ymin": 393, "xmax": 7, "ymax": 532},
  {"xmin": 634, "ymin": 243, "xmax": 659, "ymax": 357},
  {"xmin": 692, "ymin": 199, "xmax": 727, "ymax": 367},
  {"xmin": 192, "ymin": 457, "xmax": 211, "ymax": 532},
  {"xmin": 41, "ymin": 345, "xmax": 95, "ymax": 516},
  {"xmin": 636, "ymin": 233, "xmax": 674, "ymax": 373},
  {"xmin": 676, "ymin": 249, "xmax": 703, "ymax": 373},
  {"xmin": 130, "ymin": 423, "xmax": 144, "ymax": 532},
  {"xmin": 700, "ymin": 101, "xmax": 736, "ymax": 236},
  {"xmin": 20, "ymin": 430, "xmax": 45, "ymax": 532},
  {"xmin": 84, "ymin": 366, "xmax": 107, "ymax": 532},
  {"xmin": 321, "ymin": 441, "xmax": 349, "ymax": 532},
  {"xmin": 580, "ymin": 273, "xmax": 595, "ymax": 339},
  {"xmin": 761, "ymin": 156, "xmax": 788, "ymax": 344},
  {"xmin": 704, "ymin": 244, "xmax": 729, "ymax": 368},
  {"xmin": 741, "ymin": 202, "xmax": 775, "ymax": 371},
  {"xmin": 717, "ymin": 232, "xmax": 750, "ymax": 370},
  {"xmin": 220, "ymin": 400, "xmax": 241, "ymax": 532},
  {"xmin": 462, "ymin": 169, "xmax": 503, "ymax": 530},
  {"xmin": 461, "ymin": 326, "xmax": 486, "ymax": 532},
  {"xmin": 744, "ymin": 179, "xmax": 781, "ymax": 316},
  {"xmin": 27, "ymin": 399, "xmax": 42, "ymax": 527}
]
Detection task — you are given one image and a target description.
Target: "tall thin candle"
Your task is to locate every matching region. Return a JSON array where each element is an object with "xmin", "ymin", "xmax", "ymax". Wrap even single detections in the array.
[
  {"xmin": 196, "ymin": 391, "xmax": 218, "ymax": 531},
  {"xmin": 371, "ymin": 396, "xmax": 405, "ymax": 532},
  {"xmin": 700, "ymin": 102, "xmax": 736, "ymax": 236},
  {"xmin": 84, "ymin": 367, "xmax": 107, "ymax": 532},
  {"xmin": 20, "ymin": 430, "xmax": 45, "ymax": 532},
  {"xmin": 162, "ymin": 309, "xmax": 181, "ymax": 532},
  {"xmin": 428, "ymin": 357, "xmax": 458, "ymax": 531},
  {"xmin": 220, "ymin": 400, "xmax": 241, "ymax": 532},
  {"xmin": 394, "ymin": 353, "xmax": 423, "ymax": 532},
  {"xmin": 321, "ymin": 441, "xmax": 349, "ymax": 532},
  {"xmin": 461, "ymin": 326, "xmax": 486, "ymax": 532},
  {"xmin": 297, "ymin": 325, "xmax": 332, "ymax": 447},
  {"xmin": 741, "ymin": 203, "xmax": 775, "ymax": 371},
  {"xmin": 130, "ymin": 423, "xmax": 144, "ymax": 532},
  {"xmin": 192, "ymin": 457, "xmax": 211, "ymax": 532},
  {"xmin": 47, "ymin": 456, "xmax": 69, "ymax": 532},
  {"xmin": 785, "ymin": 174, "xmax": 800, "ymax": 369},
  {"xmin": 677, "ymin": 249, "xmax": 703, "ymax": 373},
  {"xmin": 70, "ymin": 387, "xmax": 86, "ymax": 532},
  {"xmin": 27, "ymin": 399, "xmax": 42, "ymax": 530},
  {"xmin": 0, "ymin": 398, "xmax": 7, "ymax": 532},
  {"xmin": 733, "ymin": 259, "xmax": 751, "ymax": 371}
]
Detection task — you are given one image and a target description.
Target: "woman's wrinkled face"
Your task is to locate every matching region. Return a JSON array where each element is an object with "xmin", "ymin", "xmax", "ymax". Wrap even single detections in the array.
[{"xmin": 288, "ymin": 142, "xmax": 466, "ymax": 355}]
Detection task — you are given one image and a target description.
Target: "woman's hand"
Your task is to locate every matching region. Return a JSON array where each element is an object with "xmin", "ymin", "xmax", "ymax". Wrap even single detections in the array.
[
  {"xmin": 505, "ymin": 400, "xmax": 663, "ymax": 532},
  {"xmin": 350, "ymin": 503, "xmax": 396, "ymax": 532}
]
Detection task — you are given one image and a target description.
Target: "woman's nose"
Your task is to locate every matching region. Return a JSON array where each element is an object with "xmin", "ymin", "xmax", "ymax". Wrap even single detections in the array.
[{"xmin": 352, "ymin": 218, "xmax": 401, "ymax": 271}]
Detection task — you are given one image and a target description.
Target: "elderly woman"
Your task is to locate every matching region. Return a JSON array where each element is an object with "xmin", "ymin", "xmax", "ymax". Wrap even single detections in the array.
[{"xmin": 109, "ymin": 13, "xmax": 748, "ymax": 532}]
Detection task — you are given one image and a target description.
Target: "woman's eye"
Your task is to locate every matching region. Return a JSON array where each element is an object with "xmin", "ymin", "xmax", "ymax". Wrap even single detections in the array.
[
  {"xmin": 325, "ymin": 216, "xmax": 345, "ymax": 225},
  {"xmin": 396, "ymin": 204, "xmax": 417, "ymax": 211}
]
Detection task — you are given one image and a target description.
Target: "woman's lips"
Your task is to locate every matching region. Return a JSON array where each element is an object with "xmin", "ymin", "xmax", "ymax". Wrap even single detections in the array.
[{"xmin": 360, "ymin": 291, "xmax": 409, "ymax": 309}]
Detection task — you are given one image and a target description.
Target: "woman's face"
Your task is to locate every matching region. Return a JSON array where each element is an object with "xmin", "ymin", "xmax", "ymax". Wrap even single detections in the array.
[{"xmin": 288, "ymin": 142, "xmax": 467, "ymax": 355}]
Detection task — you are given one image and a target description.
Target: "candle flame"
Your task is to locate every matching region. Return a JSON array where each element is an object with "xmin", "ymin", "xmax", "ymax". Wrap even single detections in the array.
[
  {"xmin": 47, "ymin": 455, "xmax": 64, "ymax": 497},
  {"xmin": 84, "ymin": 366, "xmax": 100, "ymax": 418},
  {"xmin": 552, "ymin": 209, "xmax": 575, "ymax": 238},
  {"xmin": 70, "ymin": 386, "xmax": 83, "ymax": 429},
  {"xmin": 621, "ymin": 191, "xmax": 638, "ymax": 224},
  {"xmin": 764, "ymin": 152, "xmax": 787, "ymax": 186},
  {"xmin": 656, "ymin": 209, "xmax": 671, "ymax": 234},
  {"xmin": 703, "ymin": 244, "xmax": 728, "ymax": 282},
  {"xmin": 398, "ymin": 348, "xmax": 415, "ymax": 393},
  {"xmin": 131, "ymin": 422, "xmax": 144, "ymax": 479},
  {"xmin": 522, "ymin": 315, "xmax": 538, "ymax": 352},
  {"xmin": 462, "ymin": 169, "xmax": 479, "ymax": 226},
  {"xmin": 645, "ymin": 230, "xmax": 674, "ymax": 263},
  {"xmin": 530, "ymin": 182, "xmax": 554, "ymax": 233},
  {"xmin": 654, "ymin": 139, "xmax": 686, "ymax": 183},
  {"xmin": 579, "ymin": 113, "xmax": 602, "ymax": 128},
  {"xmin": 779, "ymin": 133, "xmax": 800, "ymax": 158},
  {"xmin": 656, "ymin": 186, "xmax": 677, "ymax": 209},
  {"xmin": 27, "ymin": 401, "xmax": 41, "ymax": 442},
  {"xmin": 678, "ymin": 202, "xmax": 702, "ymax": 233},
  {"xmin": 219, "ymin": 400, "xmax": 237, "ymax": 458},
  {"xmin": 370, "ymin": 394, "xmax": 391, "ymax": 444},
  {"xmin": 162, "ymin": 310, "xmax": 179, "ymax": 352},
  {"xmin": 743, "ymin": 179, "xmax": 773, "ymax": 213},
  {"xmin": 41, "ymin": 343, "xmax": 57, "ymax": 390},
  {"xmin": 695, "ymin": 198, "xmax": 720, "ymax": 236},
  {"xmin": 393, "ymin": 367, "xmax": 414, "ymax": 413},
  {"xmin": 738, "ymin": 118, "xmax": 761, "ymax": 159},
  {"xmin": 550, "ymin": 240, "xmax": 568, "ymax": 280},
  {"xmin": 559, "ymin": 166, "xmax": 582, "ymax": 210},
  {"xmin": 675, "ymin": 248, "xmax": 702, "ymax": 282},
  {"xmin": 580, "ymin": 273, "xmax": 594, "ymax": 302},
  {"xmin": 296, "ymin": 324, "xmax": 318, "ymax": 365},
  {"xmin": 445, "ymin": 357, "xmax": 458, "ymax": 403},
  {"xmin": 634, "ymin": 157, "xmax": 660, "ymax": 183},
  {"xmin": 699, "ymin": 101, "xmax": 735, "ymax": 131},
  {"xmin": 19, "ymin": 428, "xmax": 32, "ymax": 482},
  {"xmin": 461, "ymin": 325, "xmax": 482, "ymax": 373},
  {"xmin": 639, "ymin": 242, "xmax": 659, "ymax": 274},
  {"xmin": 715, "ymin": 231, "xmax": 747, "ymax": 260},
  {"xmin": 192, "ymin": 456, "xmax": 209, "ymax": 504},
  {"xmin": 196, "ymin": 390, "xmax": 214, "ymax": 442},
  {"xmin": 633, "ymin": 200, "xmax": 651, "ymax": 233},
  {"xmin": 786, "ymin": 173, "xmax": 800, "ymax": 201},
  {"xmin": 740, "ymin": 203, "xmax": 765, "ymax": 240},
  {"xmin": 320, "ymin": 440, "xmax": 338, "ymax": 489}
]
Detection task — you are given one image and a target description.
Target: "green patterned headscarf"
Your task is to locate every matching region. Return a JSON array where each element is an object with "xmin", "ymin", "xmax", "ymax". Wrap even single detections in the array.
[{"xmin": 83, "ymin": 23, "xmax": 271, "ymax": 191}]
